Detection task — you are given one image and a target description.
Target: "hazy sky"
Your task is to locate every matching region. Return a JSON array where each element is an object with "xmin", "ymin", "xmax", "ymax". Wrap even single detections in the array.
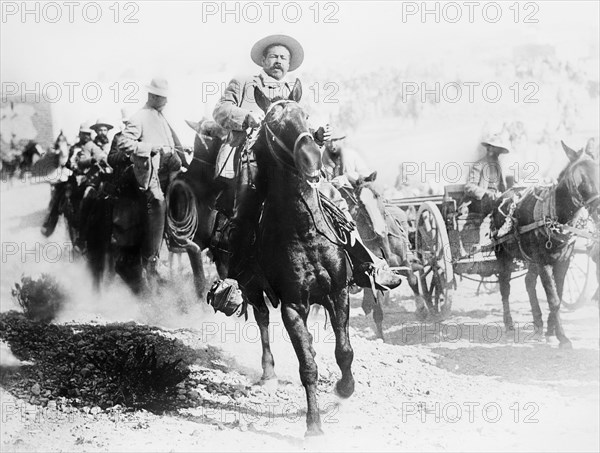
[
  {"xmin": 1, "ymin": 1, "xmax": 598, "ymax": 142},
  {"xmin": 2, "ymin": 1, "xmax": 598, "ymax": 81}
]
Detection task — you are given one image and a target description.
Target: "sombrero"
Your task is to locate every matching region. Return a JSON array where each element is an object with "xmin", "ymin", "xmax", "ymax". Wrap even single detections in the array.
[
  {"xmin": 90, "ymin": 117, "xmax": 114, "ymax": 131},
  {"xmin": 79, "ymin": 121, "xmax": 94, "ymax": 134},
  {"xmin": 250, "ymin": 34, "xmax": 304, "ymax": 72},
  {"xmin": 145, "ymin": 77, "xmax": 169, "ymax": 97},
  {"xmin": 481, "ymin": 134, "xmax": 510, "ymax": 154}
]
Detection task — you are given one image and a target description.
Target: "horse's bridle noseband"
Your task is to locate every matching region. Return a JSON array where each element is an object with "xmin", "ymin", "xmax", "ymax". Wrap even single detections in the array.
[{"xmin": 262, "ymin": 99, "xmax": 319, "ymax": 178}]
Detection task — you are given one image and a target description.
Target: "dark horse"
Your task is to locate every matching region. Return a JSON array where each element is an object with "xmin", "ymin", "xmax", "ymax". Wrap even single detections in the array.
[
  {"xmin": 492, "ymin": 141, "xmax": 599, "ymax": 348},
  {"xmin": 167, "ymin": 118, "xmax": 230, "ymax": 296},
  {"xmin": 240, "ymin": 81, "xmax": 355, "ymax": 436},
  {"xmin": 339, "ymin": 175, "xmax": 427, "ymax": 339}
]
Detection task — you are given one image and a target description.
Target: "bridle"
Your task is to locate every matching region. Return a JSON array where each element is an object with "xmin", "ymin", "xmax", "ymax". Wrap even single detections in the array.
[
  {"xmin": 562, "ymin": 159, "xmax": 600, "ymax": 214},
  {"xmin": 262, "ymin": 99, "xmax": 319, "ymax": 179}
]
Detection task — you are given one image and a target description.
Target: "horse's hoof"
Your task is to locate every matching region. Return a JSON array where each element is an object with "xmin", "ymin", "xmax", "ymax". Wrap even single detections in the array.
[
  {"xmin": 305, "ymin": 425, "xmax": 324, "ymax": 437},
  {"xmin": 334, "ymin": 379, "xmax": 355, "ymax": 399},
  {"xmin": 258, "ymin": 377, "xmax": 279, "ymax": 392},
  {"xmin": 559, "ymin": 340, "xmax": 573, "ymax": 350},
  {"xmin": 415, "ymin": 306, "xmax": 428, "ymax": 322}
]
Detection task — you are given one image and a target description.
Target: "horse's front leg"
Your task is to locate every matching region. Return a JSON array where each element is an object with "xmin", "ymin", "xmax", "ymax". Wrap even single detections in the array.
[
  {"xmin": 539, "ymin": 264, "xmax": 572, "ymax": 348},
  {"xmin": 497, "ymin": 251, "xmax": 514, "ymax": 331},
  {"xmin": 281, "ymin": 303, "xmax": 322, "ymax": 436},
  {"xmin": 248, "ymin": 289, "xmax": 276, "ymax": 382},
  {"xmin": 525, "ymin": 264, "xmax": 543, "ymax": 335},
  {"xmin": 187, "ymin": 247, "xmax": 206, "ymax": 298},
  {"xmin": 326, "ymin": 289, "xmax": 355, "ymax": 399}
]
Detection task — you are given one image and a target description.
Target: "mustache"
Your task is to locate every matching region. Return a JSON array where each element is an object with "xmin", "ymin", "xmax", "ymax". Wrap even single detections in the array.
[{"xmin": 270, "ymin": 63, "xmax": 284, "ymax": 70}]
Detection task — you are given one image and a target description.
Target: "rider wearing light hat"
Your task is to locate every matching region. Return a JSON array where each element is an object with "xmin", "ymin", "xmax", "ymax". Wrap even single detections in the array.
[
  {"xmin": 91, "ymin": 117, "xmax": 114, "ymax": 157},
  {"xmin": 464, "ymin": 133, "xmax": 511, "ymax": 214},
  {"xmin": 210, "ymin": 34, "xmax": 401, "ymax": 309}
]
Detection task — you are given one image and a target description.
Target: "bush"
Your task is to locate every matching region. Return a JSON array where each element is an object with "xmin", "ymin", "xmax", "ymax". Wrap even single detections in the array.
[{"xmin": 11, "ymin": 274, "xmax": 66, "ymax": 323}]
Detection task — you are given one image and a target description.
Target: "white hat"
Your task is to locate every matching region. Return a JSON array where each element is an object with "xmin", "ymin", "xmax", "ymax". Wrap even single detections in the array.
[
  {"xmin": 146, "ymin": 78, "xmax": 169, "ymax": 97},
  {"xmin": 250, "ymin": 34, "xmax": 304, "ymax": 72},
  {"xmin": 481, "ymin": 134, "xmax": 510, "ymax": 154},
  {"xmin": 90, "ymin": 117, "xmax": 114, "ymax": 131},
  {"xmin": 79, "ymin": 121, "xmax": 94, "ymax": 134}
]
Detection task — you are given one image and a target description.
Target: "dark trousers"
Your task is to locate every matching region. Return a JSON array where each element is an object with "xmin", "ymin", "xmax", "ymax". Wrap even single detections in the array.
[
  {"xmin": 42, "ymin": 182, "xmax": 69, "ymax": 236},
  {"xmin": 114, "ymin": 191, "xmax": 165, "ymax": 295}
]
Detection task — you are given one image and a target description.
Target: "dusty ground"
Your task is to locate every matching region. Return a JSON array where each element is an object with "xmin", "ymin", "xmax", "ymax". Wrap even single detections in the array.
[{"xmin": 0, "ymin": 181, "xmax": 598, "ymax": 452}]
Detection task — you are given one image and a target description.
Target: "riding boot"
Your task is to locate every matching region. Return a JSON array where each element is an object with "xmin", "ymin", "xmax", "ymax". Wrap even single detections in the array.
[
  {"xmin": 228, "ymin": 148, "xmax": 261, "ymax": 287},
  {"xmin": 345, "ymin": 232, "xmax": 403, "ymax": 291},
  {"xmin": 141, "ymin": 194, "xmax": 166, "ymax": 292},
  {"xmin": 41, "ymin": 183, "xmax": 66, "ymax": 237}
]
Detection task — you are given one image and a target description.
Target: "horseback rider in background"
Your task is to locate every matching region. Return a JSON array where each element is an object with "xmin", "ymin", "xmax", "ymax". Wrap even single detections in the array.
[{"xmin": 110, "ymin": 78, "xmax": 182, "ymax": 294}]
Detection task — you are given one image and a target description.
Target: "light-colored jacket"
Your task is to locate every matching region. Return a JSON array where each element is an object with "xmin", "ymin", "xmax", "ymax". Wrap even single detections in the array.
[
  {"xmin": 119, "ymin": 104, "xmax": 181, "ymax": 200},
  {"xmin": 322, "ymin": 147, "xmax": 371, "ymax": 185},
  {"xmin": 464, "ymin": 155, "xmax": 507, "ymax": 200}
]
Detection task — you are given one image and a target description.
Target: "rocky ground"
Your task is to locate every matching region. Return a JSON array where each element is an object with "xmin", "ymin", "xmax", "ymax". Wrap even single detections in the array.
[{"xmin": 0, "ymin": 181, "xmax": 598, "ymax": 452}]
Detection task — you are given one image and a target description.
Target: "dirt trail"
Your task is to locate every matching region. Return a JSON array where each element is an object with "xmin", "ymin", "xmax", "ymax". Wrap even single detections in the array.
[{"xmin": 1, "ymin": 181, "xmax": 598, "ymax": 452}]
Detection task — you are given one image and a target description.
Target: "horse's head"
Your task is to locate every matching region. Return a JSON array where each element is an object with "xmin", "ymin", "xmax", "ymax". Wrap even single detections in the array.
[
  {"xmin": 185, "ymin": 118, "xmax": 226, "ymax": 159},
  {"xmin": 560, "ymin": 140, "xmax": 600, "ymax": 221},
  {"xmin": 253, "ymin": 80, "xmax": 322, "ymax": 180}
]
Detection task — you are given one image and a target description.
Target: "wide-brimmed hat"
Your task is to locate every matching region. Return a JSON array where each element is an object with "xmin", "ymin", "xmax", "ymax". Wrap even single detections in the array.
[
  {"xmin": 146, "ymin": 78, "xmax": 169, "ymax": 97},
  {"xmin": 250, "ymin": 34, "xmax": 304, "ymax": 72},
  {"xmin": 481, "ymin": 134, "xmax": 510, "ymax": 154},
  {"xmin": 90, "ymin": 117, "xmax": 114, "ymax": 132},
  {"xmin": 79, "ymin": 121, "xmax": 94, "ymax": 134}
]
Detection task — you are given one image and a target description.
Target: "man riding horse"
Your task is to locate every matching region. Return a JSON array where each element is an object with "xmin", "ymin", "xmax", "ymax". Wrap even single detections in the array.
[
  {"xmin": 208, "ymin": 34, "xmax": 401, "ymax": 309},
  {"xmin": 109, "ymin": 78, "xmax": 182, "ymax": 294},
  {"xmin": 322, "ymin": 131, "xmax": 390, "ymax": 238}
]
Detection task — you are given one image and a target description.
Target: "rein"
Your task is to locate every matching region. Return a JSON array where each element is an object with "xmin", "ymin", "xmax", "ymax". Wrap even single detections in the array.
[
  {"xmin": 261, "ymin": 99, "xmax": 348, "ymax": 246},
  {"xmin": 262, "ymin": 99, "xmax": 318, "ymax": 177}
]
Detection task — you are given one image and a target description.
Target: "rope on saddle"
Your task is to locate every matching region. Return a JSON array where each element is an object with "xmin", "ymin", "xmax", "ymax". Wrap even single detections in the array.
[
  {"xmin": 317, "ymin": 191, "xmax": 355, "ymax": 245},
  {"xmin": 165, "ymin": 179, "xmax": 199, "ymax": 252}
]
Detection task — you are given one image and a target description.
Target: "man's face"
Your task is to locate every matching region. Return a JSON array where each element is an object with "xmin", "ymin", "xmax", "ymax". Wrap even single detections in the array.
[
  {"xmin": 96, "ymin": 126, "xmax": 109, "ymax": 138},
  {"xmin": 79, "ymin": 132, "xmax": 91, "ymax": 143},
  {"xmin": 148, "ymin": 93, "xmax": 168, "ymax": 112},
  {"xmin": 262, "ymin": 45, "xmax": 290, "ymax": 80}
]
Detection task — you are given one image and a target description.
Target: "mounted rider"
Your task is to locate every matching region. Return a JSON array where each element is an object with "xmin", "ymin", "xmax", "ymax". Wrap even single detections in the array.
[
  {"xmin": 41, "ymin": 131, "xmax": 72, "ymax": 237},
  {"xmin": 322, "ymin": 131, "xmax": 389, "ymax": 238},
  {"xmin": 110, "ymin": 78, "xmax": 183, "ymax": 294},
  {"xmin": 210, "ymin": 34, "xmax": 401, "ymax": 307}
]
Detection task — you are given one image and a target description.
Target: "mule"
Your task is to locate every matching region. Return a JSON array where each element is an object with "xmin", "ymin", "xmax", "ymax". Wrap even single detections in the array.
[
  {"xmin": 492, "ymin": 141, "xmax": 599, "ymax": 348},
  {"xmin": 338, "ymin": 175, "xmax": 426, "ymax": 339}
]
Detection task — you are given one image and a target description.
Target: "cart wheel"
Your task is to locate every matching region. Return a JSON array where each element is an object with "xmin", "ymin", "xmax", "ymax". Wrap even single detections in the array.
[
  {"xmin": 562, "ymin": 252, "xmax": 595, "ymax": 310},
  {"xmin": 415, "ymin": 201, "xmax": 454, "ymax": 318}
]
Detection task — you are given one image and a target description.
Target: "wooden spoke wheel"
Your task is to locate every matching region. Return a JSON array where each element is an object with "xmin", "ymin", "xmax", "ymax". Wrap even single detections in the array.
[
  {"xmin": 562, "ymin": 252, "xmax": 596, "ymax": 310},
  {"xmin": 415, "ymin": 202, "xmax": 454, "ymax": 318}
]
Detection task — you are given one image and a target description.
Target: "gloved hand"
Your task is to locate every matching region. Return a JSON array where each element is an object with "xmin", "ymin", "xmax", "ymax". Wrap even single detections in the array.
[
  {"xmin": 244, "ymin": 111, "xmax": 264, "ymax": 128},
  {"xmin": 313, "ymin": 124, "xmax": 333, "ymax": 146}
]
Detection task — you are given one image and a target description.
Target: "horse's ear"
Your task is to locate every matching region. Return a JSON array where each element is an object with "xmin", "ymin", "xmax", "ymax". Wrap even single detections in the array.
[
  {"xmin": 185, "ymin": 120, "xmax": 202, "ymax": 134},
  {"xmin": 561, "ymin": 140, "xmax": 583, "ymax": 162},
  {"xmin": 289, "ymin": 79, "xmax": 302, "ymax": 103},
  {"xmin": 254, "ymin": 87, "xmax": 271, "ymax": 113},
  {"xmin": 365, "ymin": 171, "xmax": 378, "ymax": 182}
]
